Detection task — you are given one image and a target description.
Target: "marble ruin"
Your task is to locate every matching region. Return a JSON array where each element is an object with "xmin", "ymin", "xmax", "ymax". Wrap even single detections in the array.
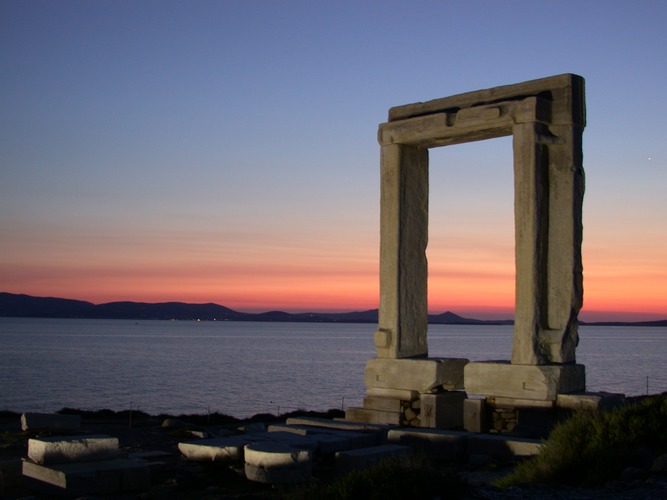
[{"xmin": 347, "ymin": 74, "xmax": 599, "ymax": 432}]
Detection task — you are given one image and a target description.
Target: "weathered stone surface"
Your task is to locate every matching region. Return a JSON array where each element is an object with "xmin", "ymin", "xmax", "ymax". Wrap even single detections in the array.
[
  {"xmin": 463, "ymin": 398, "xmax": 487, "ymax": 433},
  {"xmin": 365, "ymin": 357, "xmax": 468, "ymax": 392},
  {"xmin": 467, "ymin": 434, "xmax": 542, "ymax": 459},
  {"xmin": 366, "ymin": 387, "xmax": 420, "ymax": 400},
  {"xmin": 267, "ymin": 424, "xmax": 377, "ymax": 452},
  {"xmin": 464, "ymin": 362, "xmax": 585, "ymax": 400},
  {"xmin": 387, "ymin": 429, "xmax": 469, "ymax": 461},
  {"xmin": 556, "ymin": 392, "xmax": 625, "ymax": 411},
  {"xmin": 243, "ymin": 442, "xmax": 312, "ymax": 484},
  {"xmin": 345, "ymin": 407, "xmax": 401, "ymax": 426},
  {"xmin": 21, "ymin": 413, "xmax": 80, "ymax": 432},
  {"xmin": 22, "ymin": 458, "xmax": 150, "ymax": 495},
  {"xmin": 178, "ymin": 437, "xmax": 252, "ymax": 462},
  {"xmin": 420, "ymin": 391, "xmax": 466, "ymax": 429},
  {"xmin": 286, "ymin": 416, "xmax": 389, "ymax": 435},
  {"xmin": 363, "ymin": 395, "xmax": 405, "ymax": 412},
  {"xmin": 28, "ymin": 435, "xmax": 119, "ymax": 465}
]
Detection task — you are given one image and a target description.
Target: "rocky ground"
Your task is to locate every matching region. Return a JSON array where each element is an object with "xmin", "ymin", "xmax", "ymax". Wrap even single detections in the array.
[{"xmin": 1, "ymin": 410, "xmax": 665, "ymax": 499}]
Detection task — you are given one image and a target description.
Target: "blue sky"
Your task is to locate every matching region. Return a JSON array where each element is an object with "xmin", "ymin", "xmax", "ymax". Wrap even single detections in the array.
[{"xmin": 1, "ymin": 1, "xmax": 666, "ymax": 320}]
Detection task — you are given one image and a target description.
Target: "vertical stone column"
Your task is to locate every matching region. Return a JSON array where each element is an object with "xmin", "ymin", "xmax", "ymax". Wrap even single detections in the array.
[
  {"xmin": 375, "ymin": 143, "xmax": 429, "ymax": 359},
  {"xmin": 512, "ymin": 122, "xmax": 585, "ymax": 365}
]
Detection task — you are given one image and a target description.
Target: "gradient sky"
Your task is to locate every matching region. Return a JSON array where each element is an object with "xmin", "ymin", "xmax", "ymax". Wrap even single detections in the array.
[{"xmin": 1, "ymin": 1, "xmax": 665, "ymax": 322}]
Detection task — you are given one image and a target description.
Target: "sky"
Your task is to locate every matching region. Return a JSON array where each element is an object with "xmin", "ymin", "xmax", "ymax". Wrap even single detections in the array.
[{"xmin": 1, "ymin": 1, "xmax": 665, "ymax": 322}]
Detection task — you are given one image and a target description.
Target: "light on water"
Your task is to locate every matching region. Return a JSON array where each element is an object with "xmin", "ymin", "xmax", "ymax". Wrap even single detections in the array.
[{"xmin": 1, "ymin": 318, "xmax": 666, "ymax": 418}]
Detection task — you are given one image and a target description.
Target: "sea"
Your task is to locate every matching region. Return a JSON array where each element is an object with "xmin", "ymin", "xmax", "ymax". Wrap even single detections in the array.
[{"xmin": 1, "ymin": 318, "xmax": 666, "ymax": 419}]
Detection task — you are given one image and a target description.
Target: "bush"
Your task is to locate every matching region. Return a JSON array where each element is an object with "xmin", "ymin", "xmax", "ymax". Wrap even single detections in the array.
[
  {"xmin": 496, "ymin": 393, "xmax": 667, "ymax": 487},
  {"xmin": 284, "ymin": 454, "xmax": 465, "ymax": 500}
]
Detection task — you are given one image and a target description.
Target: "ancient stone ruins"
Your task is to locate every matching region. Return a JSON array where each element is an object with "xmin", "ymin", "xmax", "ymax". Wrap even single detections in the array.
[{"xmin": 346, "ymin": 74, "xmax": 620, "ymax": 434}]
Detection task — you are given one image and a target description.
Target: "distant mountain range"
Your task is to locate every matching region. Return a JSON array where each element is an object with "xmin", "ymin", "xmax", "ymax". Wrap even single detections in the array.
[{"xmin": 1, "ymin": 293, "xmax": 665, "ymax": 327}]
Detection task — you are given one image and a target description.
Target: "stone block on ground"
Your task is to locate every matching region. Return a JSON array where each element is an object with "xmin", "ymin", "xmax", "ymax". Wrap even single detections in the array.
[
  {"xmin": 387, "ymin": 429, "xmax": 470, "ymax": 461},
  {"xmin": 22, "ymin": 458, "xmax": 150, "ymax": 496},
  {"xmin": 365, "ymin": 357, "xmax": 468, "ymax": 392},
  {"xmin": 464, "ymin": 362, "xmax": 585, "ymax": 400},
  {"xmin": 21, "ymin": 413, "xmax": 80, "ymax": 432},
  {"xmin": 467, "ymin": 434, "xmax": 542, "ymax": 460},
  {"xmin": 267, "ymin": 424, "xmax": 378, "ymax": 452},
  {"xmin": 335, "ymin": 444, "xmax": 412, "ymax": 476},
  {"xmin": 178, "ymin": 436, "xmax": 254, "ymax": 462},
  {"xmin": 28, "ymin": 435, "xmax": 119, "ymax": 465},
  {"xmin": 420, "ymin": 391, "xmax": 466, "ymax": 429},
  {"xmin": 286, "ymin": 416, "xmax": 390, "ymax": 436},
  {"xmin": 556, "ymin": 392, "xmax": 625, "ymax": 411},
  {"xmin": 243, "ymin": 442, "xmax": 312, "ymax": 484}
]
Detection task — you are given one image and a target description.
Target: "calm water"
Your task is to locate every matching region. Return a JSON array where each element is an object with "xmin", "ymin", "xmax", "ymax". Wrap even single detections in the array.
[{"xmin": 1, "ymin": 318, "xmax": 665, "ymax": 418}]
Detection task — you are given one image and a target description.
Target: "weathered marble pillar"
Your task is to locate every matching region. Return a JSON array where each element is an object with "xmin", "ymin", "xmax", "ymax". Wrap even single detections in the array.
[
  {"xmin": 512, "ymin": 122, "xmax": 585, "ymax": 365},
  {"xmin": 375, "ymin": 144, "xmax": 429, "ymax": 359}
]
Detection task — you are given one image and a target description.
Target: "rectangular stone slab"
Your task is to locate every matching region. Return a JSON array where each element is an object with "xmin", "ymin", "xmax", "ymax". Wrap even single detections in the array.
[
  {"xmin": 387, "ymin": 429, "xmax": 470, "ymax": 461},
  {"xmin": 22, "ymin": 458, "xmax": 150, "ymax": 495},
  {"xmin": 464, "ymin": 361, "xmax": 585, "ymax": 400},
  {"xmin": 365, "ymin": 357, "xmax": 468, "ymax": 392},
  {"xmin": 21, "ymin": 413, "xmax": 80, "ymax": 432},
  {"xmin": 28, "ymin": 435, "xmax": 119, "ymax": 465}
]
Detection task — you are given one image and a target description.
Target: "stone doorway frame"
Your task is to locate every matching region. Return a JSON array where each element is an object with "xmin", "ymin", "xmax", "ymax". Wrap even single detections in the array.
[{"xmin": 373, "ymin": 74, "xmax": 586, "ymax": 403}]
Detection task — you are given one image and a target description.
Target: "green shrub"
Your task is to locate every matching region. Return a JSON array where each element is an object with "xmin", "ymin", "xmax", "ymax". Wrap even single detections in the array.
[{"xmin": 496, "ymin": 393, "xmax": 667, "ymax": 487}]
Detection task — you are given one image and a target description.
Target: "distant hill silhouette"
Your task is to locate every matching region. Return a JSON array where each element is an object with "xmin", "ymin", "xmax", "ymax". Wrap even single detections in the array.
[{"xmin": 1, "ymin": 292, "xmax": 665, "ymax": 327}]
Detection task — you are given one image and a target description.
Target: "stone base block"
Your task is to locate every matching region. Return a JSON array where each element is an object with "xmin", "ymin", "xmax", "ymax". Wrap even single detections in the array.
[
  {"xmin": 464, "ymin": 362, "xmax": 585, "ymax": 400},
  {"xmin": 420, "ymin": 392, "xmax": 466, "ymax": 429},
  {"xmin": 365, "ymin": 357, "xmax": 468, "ymax": 392},
  {"xmin": 463, "ymin": 399, "xmax": 487, "ymax": 433},
  {"xmin": 28, "ymin": 435, "xmax": 119, "ymax": 465},
  {"xmin": 556, "ymin": 392, "xmax": 625, "ymax": 411},
  {"xmin": 387, "ymin": 429, "xmax": 469, "ymax": 461},
  {"xmin": 22, "ymin": 458, "xmax": 150, "ymax": 496},
  {"xmin": 467, "ymin": 434, "xmax": 542, "ymax": 460},
  {"xmin": 345, "ymin": 407, "xmax": 401, "ymax": 426},
  {"xmin": 363, "ymin": 396, "xmax": 405, "ymax": 412},
  {"xmin": 366, "ymin": 388, "xmax": 420, "ymax": 400},
  {"xmin": 244, "ymin": 462, "xmax": 311, "ymax": 484}
]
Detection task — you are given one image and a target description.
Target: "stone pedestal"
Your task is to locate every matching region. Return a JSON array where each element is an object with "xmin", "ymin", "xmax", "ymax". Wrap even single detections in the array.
[{"xmin": 464, "ymin": 361, "xmax": 585, "ymax": 401}]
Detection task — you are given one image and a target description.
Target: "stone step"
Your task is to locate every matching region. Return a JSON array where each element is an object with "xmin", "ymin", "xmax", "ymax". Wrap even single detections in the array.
[
  {"xmin": 467, "ymin": 434, "xmax": 542, "ymax": 460},
  {"xmin": 335, "ymin": 444, "xmax": 412, "ymax": 475},
  {"xmin": 268, "ymin": 423, "xmax": 378, "ymax": 452},
  {"xmin": 22, "ymin": 457, "xmax": 150, "ymax": 496},
  {"xmin": 285, "ymin": 416, "xmax": 390, "ymax": 435},
  {"xmin": 178, "ymin": 431, "xmax": 318, "ymax": 463},
  {"xmin": 387, "ymin": 428, "xmax": 471, "ymax": 461},
  {"xmin": 28, "ymin": 435, "xmax": 120, "ymax": 465}
]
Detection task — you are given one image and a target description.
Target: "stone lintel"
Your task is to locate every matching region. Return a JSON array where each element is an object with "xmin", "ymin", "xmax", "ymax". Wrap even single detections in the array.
[
  {"xmin": 464, "ymin": 361, "xmax": 585, "ymax": 401},
  {"xmin": 365, "ymin": 357, "xmax": 469, "ymax": 392},
  {"xmin": 378, "ymin": 97, "xmax": 550, "ymax": 148},
  {"xmin": 388, "ymin": 73, "xmax": 584, "ymax": 127}
]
